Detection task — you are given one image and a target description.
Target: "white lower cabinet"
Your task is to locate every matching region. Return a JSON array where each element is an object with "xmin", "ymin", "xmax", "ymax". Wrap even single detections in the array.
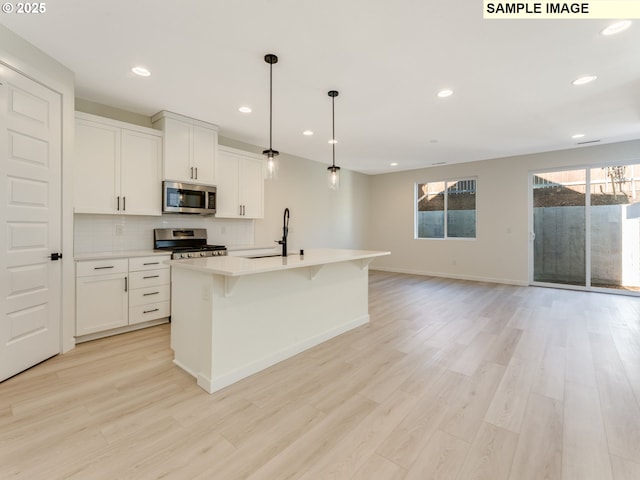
[
  {"xmin": 76, "ymin": 255, "xmax": 171, "ymax": 340},
  {"xmin": 76, "ymin": 259, "xmax": 129, "ymax": 336}
]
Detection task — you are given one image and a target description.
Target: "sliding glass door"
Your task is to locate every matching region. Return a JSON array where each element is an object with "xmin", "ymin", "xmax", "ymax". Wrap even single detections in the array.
[
  {"xmin": 531, "ymin": 163, "xmax": 640, "ymax": 294},
  {"xmin": 589, "ymin": 165, "xmax": 640, "ymax": 292},
  {"xmin": 532, "ymin": 169, "xmax": 587, "ymax": 287}
]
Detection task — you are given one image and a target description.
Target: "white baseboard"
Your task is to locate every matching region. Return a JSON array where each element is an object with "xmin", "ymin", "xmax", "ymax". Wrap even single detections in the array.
[
  {"xmin": 75, "ymin": 317, "xmax": 169, "ymax": 343},
  {"xmin": 370, "ymin": 267, "xmax": 528, "ymax": 287},
  {"xmin": 197, "ymin": 314, "xmax": 370, "ymax": 394}
]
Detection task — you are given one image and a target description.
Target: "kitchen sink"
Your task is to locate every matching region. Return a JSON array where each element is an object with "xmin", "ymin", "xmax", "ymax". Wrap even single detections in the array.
[{"xmin": 245, "ymin": 254, "xmax": 282, "ymax": 259}]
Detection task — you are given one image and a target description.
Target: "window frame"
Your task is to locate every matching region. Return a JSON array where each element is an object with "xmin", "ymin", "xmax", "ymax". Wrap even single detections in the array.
[{"xmin": 414, "ymin": 176, "xmax": 478, "ymax": 240}]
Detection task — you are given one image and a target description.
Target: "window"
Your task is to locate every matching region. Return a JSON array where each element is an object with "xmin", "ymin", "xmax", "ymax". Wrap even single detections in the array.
[{"xmin": 416, "ymin": 178, "xmax": 476, "ymax": 239}]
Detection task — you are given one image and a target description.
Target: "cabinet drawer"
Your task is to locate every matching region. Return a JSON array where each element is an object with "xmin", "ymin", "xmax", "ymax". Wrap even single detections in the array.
[
  {"xmin": 129, "ymin": 269, "xmax": 170, "ymax": 289},
  {"xmin": 129, "ymin": 300, "xmax": 170, "ymax": 325},
  {"xmin": 129, "ymin": 284, "xmax": 170, "ymax": 307},
  {"xmin": 76, "ymin": 258, "xmax": 128, "ymax": 277},
  {"xmin": 129, "ymin": 255, "xmax": 170, "ymax": 272}
]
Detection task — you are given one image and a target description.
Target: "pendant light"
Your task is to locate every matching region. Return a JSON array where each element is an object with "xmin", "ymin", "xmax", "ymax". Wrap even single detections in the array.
[
  {"xmin": 262, "ymin": 54, "xmax": 279, "ymax": 179},
  {"xmin": 327, "ymin": 90, "xmax": 341, "ymax": 190}
]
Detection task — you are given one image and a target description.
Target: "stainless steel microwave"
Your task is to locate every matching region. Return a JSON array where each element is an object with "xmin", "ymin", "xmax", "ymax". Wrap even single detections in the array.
[{"xmin": 162, "ymin": 181, "xmax": 216, "ymax": 215}]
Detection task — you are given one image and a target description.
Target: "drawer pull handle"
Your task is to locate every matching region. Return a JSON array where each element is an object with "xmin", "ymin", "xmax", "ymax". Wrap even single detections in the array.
[
  {"xmin": 94, "ymin": 266, "xmax": 115, "ymax": 270},
  {"xmin": 143, "ymin": 308, "xmax": 160, "ymax": 314},
  {"xmin": 143, "ymin": 275, "xmax": 160, "ymax": 279},
  {"xmin": 143, "ymin": 262, "xmax": 160, "ymax": 266},
  {"xmin": 143, "ymin": 291, "xmax": 160, "ymax": 296}
]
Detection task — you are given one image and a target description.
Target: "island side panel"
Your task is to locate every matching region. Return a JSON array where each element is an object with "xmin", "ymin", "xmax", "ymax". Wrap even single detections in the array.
[
  {"xmin": 170, "ymin": 267, "xmax": 214, "ymax": 381},
  {"xmin": 208, "ymin": 261, "xmax": 369, "ymax": 392},
  {"xmin": 169, "ymin": 259, "xmax": 370, "ymax": 394}
]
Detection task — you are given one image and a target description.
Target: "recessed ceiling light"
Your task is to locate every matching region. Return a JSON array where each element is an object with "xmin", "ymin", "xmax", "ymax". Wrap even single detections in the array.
[
  {"xmin": 390, "ymin": 162, "xmax": 399, "ymax": 166},
  {"xmin": 328, "ymin": 139, "xmax": 337, "ymax": 144},
  {"xmin": 303, "ymin": 130, "xmax": 314, "ymax": 136},
  {"xmin": 437, "ymin": 89, "xmax": 453, "ymax": 98},
  {"xmin": 572, "ymin": 133, "xmax": 585, "ymax": 139},
  {"xmin": 601, "ymin": 20, "xmax": 632, "ymax": 36},
  {"xmin": 572, "ymin": 75, "xmax": 597, "ymax": 86},
  {"xmin": 131, "ymin": 66, "xmax": 151, "ymax": 77},
  {"xmin": 238, "ymin": 106, "xmax": 252, "ymax": 113}
]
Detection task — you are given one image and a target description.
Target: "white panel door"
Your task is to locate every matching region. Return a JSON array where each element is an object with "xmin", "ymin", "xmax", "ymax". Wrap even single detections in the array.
[{"xmin": 0, "ymin": 64, "xmax": 62, "ymax": 382}]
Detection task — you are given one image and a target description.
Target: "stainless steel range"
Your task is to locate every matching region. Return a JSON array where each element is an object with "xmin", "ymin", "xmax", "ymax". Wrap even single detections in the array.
[{"xmin": 154, "ymin": 228, "xmax": 227, "ymax": 259}]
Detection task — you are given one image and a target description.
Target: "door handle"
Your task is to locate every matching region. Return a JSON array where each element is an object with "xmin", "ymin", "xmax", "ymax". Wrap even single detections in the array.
[
  {"xmin": 50, "ymin": 252, "xmax": 63, "ymax": 261},
  {"xmin": 124, "ymin": 276, "xmax": 128, "ymax": 292}
]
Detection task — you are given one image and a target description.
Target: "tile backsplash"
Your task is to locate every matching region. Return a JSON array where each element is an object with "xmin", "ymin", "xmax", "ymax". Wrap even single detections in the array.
[{"xmin": 74, "ymin": 214, "xmax": 255, "ymax": 254}]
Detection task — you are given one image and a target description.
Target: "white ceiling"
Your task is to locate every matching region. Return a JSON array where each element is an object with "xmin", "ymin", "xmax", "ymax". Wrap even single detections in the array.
[{"xmin": 3, "ymin": 1, "xmax": 640, "ymax": 174}]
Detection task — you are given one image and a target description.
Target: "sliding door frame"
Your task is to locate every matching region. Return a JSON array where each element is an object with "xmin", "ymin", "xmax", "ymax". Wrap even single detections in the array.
[{"xmin": 528, "ymin": 161, "xmax": 640, "ymax": 297}]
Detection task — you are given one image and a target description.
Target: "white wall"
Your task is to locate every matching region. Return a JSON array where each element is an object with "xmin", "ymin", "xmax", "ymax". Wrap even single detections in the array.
[
  {"xmin": 0, "ymin": 25, "xmax": 76, "ymax": 352},
  {"xmin": 368, "ymin": 140, "xmax": 640, "ymax": 285}
]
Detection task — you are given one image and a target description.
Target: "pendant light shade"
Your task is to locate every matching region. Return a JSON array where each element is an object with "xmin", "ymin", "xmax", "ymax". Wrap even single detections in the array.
[
  {"xmin": 262, "ymin": 54, "xmax": 279, "ymax": 179},
  {"xmin": 327, "ymin": 90, "xmax": 341, "ymax": 190}
]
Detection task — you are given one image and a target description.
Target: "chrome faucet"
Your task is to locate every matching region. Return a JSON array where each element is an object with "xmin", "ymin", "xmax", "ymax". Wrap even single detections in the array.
[{"xmin": 277, "ymin": 208, "xmax": 290, "ymax": 256}]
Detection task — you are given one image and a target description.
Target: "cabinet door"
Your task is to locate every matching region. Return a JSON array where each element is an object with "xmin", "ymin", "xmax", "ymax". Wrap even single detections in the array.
[
  {"xmin": 216, "ymin": 150, "xmax": 241, "ymax": 217},
  {"xmin": 74, "ymin": 119, "xmax": 119, "ymax": 213},
  {"xmin": 240, "ymin": 157, "xmax": 265, "ymax": 218},
  {"xmin": 76, "ymin": 273, "xmax": 128, "ymax": 336},
  {"xmin": 192, "ymin": 125, "xmax": 217, "ymax": 184},
  {"xmin": 120, "ymin": 129, "xmax": 162, "ymax": 216},
  {"xmin": 162, "ymin": 117, "xmax": 192, "ymax": 182}
]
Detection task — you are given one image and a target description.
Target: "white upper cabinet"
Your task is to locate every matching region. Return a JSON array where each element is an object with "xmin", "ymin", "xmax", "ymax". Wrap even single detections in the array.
[
  {"xmin": 74, "ymin": 112, "xmax": 162, "ymax": 216},
  {"xmin": 151, "ymin": 111, "xmax": 218, "ymax": 185},
  {"xmin": 216, "ymin": 146, "xmax": 265, "ymax": 219}
]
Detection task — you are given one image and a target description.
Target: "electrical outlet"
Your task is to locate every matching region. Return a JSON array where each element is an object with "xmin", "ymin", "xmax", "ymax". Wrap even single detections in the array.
[{"xmin": 115, "ymin": 224, "xmax": 125, "ymax": 236}]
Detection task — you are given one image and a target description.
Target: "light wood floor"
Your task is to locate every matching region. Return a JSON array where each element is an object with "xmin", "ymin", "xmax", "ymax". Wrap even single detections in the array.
[{"xmin": 2, "ymin": 271, "xmax": 640, "ymax": 479}]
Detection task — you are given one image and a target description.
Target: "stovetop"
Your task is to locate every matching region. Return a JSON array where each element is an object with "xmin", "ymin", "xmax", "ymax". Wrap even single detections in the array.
[{"xmin": 153, "ymin": 228, "xmax": 227, "ymax": 259}]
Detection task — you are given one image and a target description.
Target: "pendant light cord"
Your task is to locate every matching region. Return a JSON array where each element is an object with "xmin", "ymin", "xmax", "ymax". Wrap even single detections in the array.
[
  {"xmin": 328, "ymin": 90, "xmax": 339, "ymax": 169},
  {"xmin": 263, "ymin": 54, "xmax": 279, "ymax": 158},
  {"xmin": 269, "ymin": 60, "xmax": 273, "ymax": 151},
  {"xmin": 332, "ymin": 94, "xmax": 335, "ymax": 168}
]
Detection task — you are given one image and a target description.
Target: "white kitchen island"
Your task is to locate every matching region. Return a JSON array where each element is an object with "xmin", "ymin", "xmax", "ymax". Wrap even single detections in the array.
[{"xmin": 168, "ymin": 248, "xmax": 390, "ymax": 394}]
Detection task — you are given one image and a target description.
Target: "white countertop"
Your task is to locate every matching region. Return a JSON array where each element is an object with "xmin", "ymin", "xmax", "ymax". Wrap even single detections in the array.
[
  {"xmin": 169, "ymin": 248, "xmax": 390, "ymax": 277},
  {"xmin": 74, "ymin": 250, "xmax": 171, "ymax": 261}
]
